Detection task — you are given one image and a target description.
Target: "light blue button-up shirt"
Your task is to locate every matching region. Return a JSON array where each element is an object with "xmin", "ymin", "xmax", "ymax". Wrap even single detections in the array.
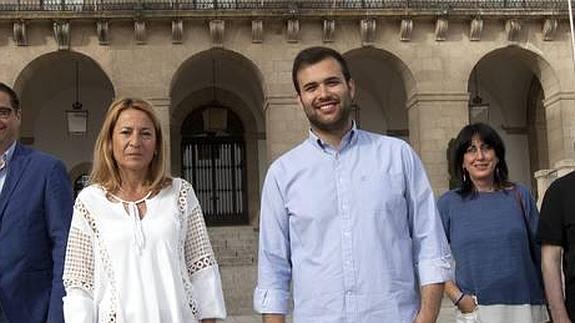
[
  {"xmin": 0, "ymin": 142, "xmax": 16, "ymax": 194},
  {"xmin": 254, "ymin": 126, "xmax": 452, "ymax": 323}
]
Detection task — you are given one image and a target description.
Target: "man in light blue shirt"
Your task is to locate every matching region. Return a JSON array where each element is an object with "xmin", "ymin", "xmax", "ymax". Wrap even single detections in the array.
[{"xmin": 254, "ymin": 47, "xmax": 452, "ymax": 323}]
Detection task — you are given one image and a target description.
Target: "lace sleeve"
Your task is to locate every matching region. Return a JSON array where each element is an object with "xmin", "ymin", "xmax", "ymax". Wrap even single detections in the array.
[
  {"xmin": 63, "ymin": 200, "xmax": 95, "ymax": 295},
  {"xmin": 185, "ymin": 205, "xmax": 218, "ymax": 275},
  {"xmin": 179, "ymin": 180, "xmax": 226, "ymax": 319}
]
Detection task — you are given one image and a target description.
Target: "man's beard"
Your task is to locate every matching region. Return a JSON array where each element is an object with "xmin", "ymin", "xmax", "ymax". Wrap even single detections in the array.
[{"xmin": 305, "ymin": 96, "xmax": 353, "ymax": 133}]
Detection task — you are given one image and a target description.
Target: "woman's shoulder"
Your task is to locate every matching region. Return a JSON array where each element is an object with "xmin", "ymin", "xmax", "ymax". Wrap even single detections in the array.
[
  {"xmin": 506, "ymin": 182, "xmax": 532, "ymax": 198},
  {"xmin": 438, "ymin": 189, "xmax": 463, "ymax": 204},
  {"xmin": 169, "ymin": 177, "xmax": 187, "ymax": 188},
  {"xmin": 76, "ymin": 184, "xmax": 105, "ymax": 201},
  {"xmin": 436, "ymin": 189, "xmax": 466, "ymax": 217},
  {"xmin": 167, "ymin": 177, "xmax": 196, "ymax": 194}
]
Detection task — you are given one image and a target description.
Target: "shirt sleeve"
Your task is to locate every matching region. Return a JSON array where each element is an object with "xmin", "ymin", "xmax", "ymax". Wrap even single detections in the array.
[
  {"xmin": 182, "ymin": 181, "xmax": 227, "ymax": 320},
  {"xmin": 62, "ymin": 199, "xmax": 96, "ymax": 323},
  {"xmin": 253, "ymin": 167, "xmax": 291, "ymax": 315},
  {"xmin": 403, "ymin": 144, "xmax": 453, "ymax": 286},
  {"xmin": 538, "ymin": 178, "xmax": 565, "ymax": 246}
]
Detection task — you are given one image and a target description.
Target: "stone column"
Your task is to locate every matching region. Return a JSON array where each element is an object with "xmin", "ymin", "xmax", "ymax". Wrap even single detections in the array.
[
  {"xmin": 407, "ymin": 92, "xmax": 469, "ymax": 195},
  {"xmin": 543, "ymin": 91, "xmax": 575, "ymax": 167},
  {"xmin": 535, "ymin": 159, "xmax": 575, "ymax": 207},
  {"xmin": 146, "ymin": 97, "xmax": 172, "ymax": 175},
  {"xmin": 264, "ymin": 95, "xmax": 309, "ymax": 163},
  {"xmin": 533, "ymin": 91, "xmax": 575, "ymax": 203}
]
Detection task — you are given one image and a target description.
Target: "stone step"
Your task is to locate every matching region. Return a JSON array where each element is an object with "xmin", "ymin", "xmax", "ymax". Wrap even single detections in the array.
[{"xmin": 208, "ymin": 226, "xmax": 259, "ymax": 266}]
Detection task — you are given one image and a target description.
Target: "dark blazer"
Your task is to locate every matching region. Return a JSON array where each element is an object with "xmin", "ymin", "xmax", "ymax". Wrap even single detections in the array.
[{"xmin": 0, "ymin": 143, "xmax": 73, "ymax": 323}]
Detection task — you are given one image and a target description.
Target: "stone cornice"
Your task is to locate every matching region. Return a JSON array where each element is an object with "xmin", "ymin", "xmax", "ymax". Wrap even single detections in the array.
[
  {"xmin": 1, "ymin": 9, "xmax": 569, "ymax": 47},
  {"xmin": 407, "ymin": 92, "xmax": 470, "ymax": 110},
  {"xmin": 0, "ymin": 8, "xmax": 567, "ymax": 22},
  {"xmin": 543, "ymin": 91, "xmax": 575, "ymax": 107},
  {"xmin": 263, "ymin": 95, "xmax": 298, "ymax": 111}
]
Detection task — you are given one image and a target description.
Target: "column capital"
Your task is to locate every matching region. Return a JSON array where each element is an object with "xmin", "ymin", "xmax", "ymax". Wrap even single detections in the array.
[
  {"xmin": 264, "ymin": 95, "xmax": 298, "ymax": 111},
  {"xmin": 543, "ymin": 91, "xmax": 575, "ymax": 108},
  {"xmin": 145, "ymin": 97, "xmax": 171, "ymax": 108},
  {"xmin": 406, "ymin": 92, "xmax": 469, "ymax": 110}
]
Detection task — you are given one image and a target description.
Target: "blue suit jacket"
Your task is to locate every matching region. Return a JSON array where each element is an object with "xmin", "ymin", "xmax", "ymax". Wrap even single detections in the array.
[{"xmin": 0, "ymin": 143, "xmax": 73, "ymax": 323}]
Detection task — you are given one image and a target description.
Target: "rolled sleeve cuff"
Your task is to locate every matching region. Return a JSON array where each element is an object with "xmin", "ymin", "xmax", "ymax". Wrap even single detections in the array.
[
  {"xmin": 417, "ymin": 255, "xmax": 453, "ymax": 286},
  {"xmin": 253, "ymin": 286, "xmax": 290, "ymax": 314}
]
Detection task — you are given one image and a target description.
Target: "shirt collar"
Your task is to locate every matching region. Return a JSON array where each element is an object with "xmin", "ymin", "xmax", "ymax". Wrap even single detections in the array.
[
  {"xmin": 307, "ymin": 121, "xmax": 358, "ymax": 152},
  {"xmin": 2, "ymin": 141, "xmax": 16, "ymax": 165}
]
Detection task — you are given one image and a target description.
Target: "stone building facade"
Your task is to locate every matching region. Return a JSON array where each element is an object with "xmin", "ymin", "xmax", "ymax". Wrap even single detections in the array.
[{"xmin": 0, "ymin": 0, "xmax": 572, "ymax": 314}]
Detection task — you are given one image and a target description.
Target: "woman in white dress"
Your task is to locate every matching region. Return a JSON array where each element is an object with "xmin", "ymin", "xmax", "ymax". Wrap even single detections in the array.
[{"xmin": 62, "ymin": 98, "xmax": 226, "ymax": 323}]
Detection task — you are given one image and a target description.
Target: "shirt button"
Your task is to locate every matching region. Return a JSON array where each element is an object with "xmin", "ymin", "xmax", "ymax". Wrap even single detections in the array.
[{"xmin": 346, "ymin": 291, "xmax": 352, "ymax": 295}]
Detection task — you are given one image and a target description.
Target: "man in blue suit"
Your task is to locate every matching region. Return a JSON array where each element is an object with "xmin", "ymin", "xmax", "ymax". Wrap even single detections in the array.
[{"xmin": 0, "ymin": 83, "xmax": 73, "ymax": 323}]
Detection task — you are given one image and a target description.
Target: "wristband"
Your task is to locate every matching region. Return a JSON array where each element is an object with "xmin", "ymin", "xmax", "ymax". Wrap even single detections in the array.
[{"xmin": 453, "ymin": 292, "xmax": 465, "ymax": 306}]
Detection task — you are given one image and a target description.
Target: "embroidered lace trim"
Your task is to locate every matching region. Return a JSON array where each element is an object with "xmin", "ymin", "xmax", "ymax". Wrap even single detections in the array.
[
  {"xmin": 75, "ymin": 200, "xmax": 118, "ymax": 323},
  {"xmin": 185, "ymin": 206, "xmax": 218, "ymax": 275},
  {"xmin": 63, "ymin": 227, "xmax": 94, "ymax": 293},
  {"xmin": 178, "ymin": 180, "xmax": 219, "ymax": 319}
]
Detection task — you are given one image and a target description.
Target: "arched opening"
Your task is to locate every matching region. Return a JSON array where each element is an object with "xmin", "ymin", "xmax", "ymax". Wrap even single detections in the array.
[
  {"xmin": 13, "ymin": 51, "xmax": 114, "ymax": 171},
  {"xmin": 170, "ymin": 48, "xmax": 265, "ymax": 226},
  {"xmin": 181, "ymin": 106, "xmax": 248, "ymax": 226},
  {"xmin": 344, "ymin": 47, "xmax": 416, "ymax": 142},
  {"xmin": 467, "ymin": 46, "xmax": 554, "ymax": 192}
]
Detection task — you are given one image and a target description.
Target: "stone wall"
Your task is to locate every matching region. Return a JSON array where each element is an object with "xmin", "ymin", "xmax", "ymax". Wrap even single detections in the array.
[{"xmin": 208, "ymin": 226, "xmax": 259, "ymax": 314}]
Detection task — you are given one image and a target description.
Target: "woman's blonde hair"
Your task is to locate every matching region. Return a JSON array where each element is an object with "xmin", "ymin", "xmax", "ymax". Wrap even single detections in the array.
[{"xmin": 90, "ymin": 97, "xmax": 170, "ymax": 193}]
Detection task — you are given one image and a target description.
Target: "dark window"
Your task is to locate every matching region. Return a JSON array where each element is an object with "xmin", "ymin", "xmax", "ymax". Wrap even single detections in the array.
[{"xmin": 181, "ymin": 106, "xmax": 248, "ymax": 226}]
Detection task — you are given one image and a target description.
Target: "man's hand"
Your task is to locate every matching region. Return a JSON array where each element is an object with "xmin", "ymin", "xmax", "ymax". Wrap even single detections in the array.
[{"xmin": 414, "ymin": 283, "xmax": 444, "ymax": 323}]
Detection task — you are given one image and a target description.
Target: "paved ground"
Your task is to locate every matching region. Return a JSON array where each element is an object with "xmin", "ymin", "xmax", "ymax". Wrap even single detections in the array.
[{"xmin": 224, "ymin": 296, "xmax": 456, "ymax": 322}]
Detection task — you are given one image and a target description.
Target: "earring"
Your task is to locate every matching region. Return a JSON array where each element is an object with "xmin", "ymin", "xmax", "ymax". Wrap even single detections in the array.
[{"xmin": 462, "ymin": 170, "xmax": 467, "ymax": 183}]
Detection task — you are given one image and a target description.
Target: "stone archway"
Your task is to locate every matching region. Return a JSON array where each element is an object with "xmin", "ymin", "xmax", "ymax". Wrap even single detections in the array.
[
  {"xmin": 170, "ymin": 48, "xmax": 265, "ymax": 226},
  {"xmin": 467, "ymin": 45, "xmax": 559, "ymax": 193},
  {"xmin": 344, "ymin": 47, "xmax": 416, "ymax": 142},
  {"xmin": 170, "ymin": 48, "xmax": 266, "ymax": 315},
  {"xmin": 13, "ymin": 51, "xmax": 115, "ymax": 171}
]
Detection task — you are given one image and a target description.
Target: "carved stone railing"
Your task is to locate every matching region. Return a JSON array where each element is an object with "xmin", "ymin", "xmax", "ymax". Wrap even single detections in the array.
[{"xmin": 0, "ymin": 0, "xmax": 567, "ymax": 16}]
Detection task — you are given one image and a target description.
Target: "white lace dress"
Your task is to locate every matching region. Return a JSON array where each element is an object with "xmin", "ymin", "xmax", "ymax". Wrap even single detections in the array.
[{"xmin": 62, "ymin": 178, "xmax": 226, "ymax": 323}]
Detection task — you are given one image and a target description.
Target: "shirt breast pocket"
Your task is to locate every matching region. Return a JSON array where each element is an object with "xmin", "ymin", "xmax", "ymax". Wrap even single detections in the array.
[
  {"xmin": 357, "ymin": 172, "xmax": 410, "ymax": 241},
  {"xmin": 357, "ymin": 172, "xmax": 406, "ymax": 214}
]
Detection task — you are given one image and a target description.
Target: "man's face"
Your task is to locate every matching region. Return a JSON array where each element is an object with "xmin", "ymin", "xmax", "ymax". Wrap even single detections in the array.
[
  {"xmin": 296, "ymin": 57, "xmax": 355, "ymax": 134},
  {"xmin": 0, "ymin": 91, "xmax": 20, "ymax": 150}
]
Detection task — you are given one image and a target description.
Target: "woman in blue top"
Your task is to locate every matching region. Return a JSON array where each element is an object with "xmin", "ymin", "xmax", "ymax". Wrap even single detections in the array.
[{"xmin": 437, "ymin": 123, "xmax": 547, "ymax": 323}]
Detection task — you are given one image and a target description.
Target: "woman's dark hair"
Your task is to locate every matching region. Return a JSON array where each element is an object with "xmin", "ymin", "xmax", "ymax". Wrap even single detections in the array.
[
  {"xmin": 452, "ymin": 122, "xmax": 511, "ymax": 197},
  {"xmin": 292, "ymin": 46, "xmax": 351, "ymax": 94}
]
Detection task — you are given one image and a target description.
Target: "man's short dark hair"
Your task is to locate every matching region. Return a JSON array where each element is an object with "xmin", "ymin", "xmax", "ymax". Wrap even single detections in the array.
[
  {"xmin": 0, "ymin": 83, "xmax": 20, "ymax": 111},
  {"xmin": 292, "ymin": 46, "xmax": 352, "ymax": 94}
]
